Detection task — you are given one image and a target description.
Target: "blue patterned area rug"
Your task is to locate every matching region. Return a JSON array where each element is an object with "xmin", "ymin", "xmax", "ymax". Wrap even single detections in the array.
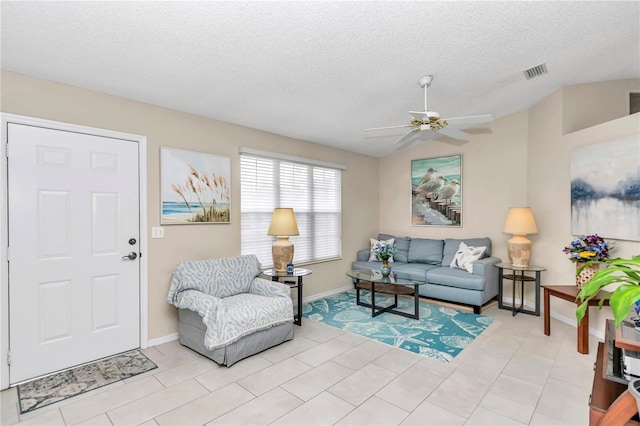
[
  {"xmin": 302, "ymin": 290, "xmax": 494, "ymax": 363},
  {"xmin": 17, "ymin": 349, "xmax": 157, "ymax": 414}
]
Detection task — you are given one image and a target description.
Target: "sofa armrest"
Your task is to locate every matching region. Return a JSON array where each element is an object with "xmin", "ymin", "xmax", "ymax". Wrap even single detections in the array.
[
  {"xmin": 357, "ymin": 249, "xmax": 371, "ymax": 262},
  {"xmin": 250, "ymin": 277, "xmax": 292, "ymax": 298},
  {"xmin": 473, "ymin": 256, "xmax": 500, "ymax": 297},
  {"xmin": 173, "ymin": 289, "xmax": 223, "ymax": 319},
  {"xmin": 471, "ymin": 256, "xmax": 500, "ymax": 276}
]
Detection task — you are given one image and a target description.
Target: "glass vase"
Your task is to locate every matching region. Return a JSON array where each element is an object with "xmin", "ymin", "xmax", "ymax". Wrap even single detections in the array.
[{"xmin": 381, "ymin": 259, "xmax": 391, "ymax": 278}]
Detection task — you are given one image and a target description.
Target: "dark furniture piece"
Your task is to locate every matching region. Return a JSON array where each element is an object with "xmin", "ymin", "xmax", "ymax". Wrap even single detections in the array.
[
  {"xmin": 346, "ymin": 269, "xmax": 428, "ymax": 320},
  {"xmin": 590, "ymin": 320, "xmax": 640, "ymax": 426},
  {"xmin": 495, "ymin": 262, "xmax": 545, "ymax": 316},
  {"xmin": 352, "ymin": 234, "xmax": 500, "ymax": 314},
  {"xmin": 263, "ymin": 267, "xmax": 311, "ymax": 326},
  {"xmin": 543, "ymin": 284, "xmax": 609, "ymax": 354}
]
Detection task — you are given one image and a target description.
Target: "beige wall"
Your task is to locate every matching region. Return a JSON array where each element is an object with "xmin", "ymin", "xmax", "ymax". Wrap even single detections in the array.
[
  {"xmin": 378, "ymin": 111, "xmax": 530, "ymax": 268},
  {"xmin": 378, "ymin": 78, "xmax": 640, "ymax": 335},
  {"xmin": 562, "ymin": 78, "xmax": 640, "ymax": 134},
  {"xmin": 0, "ymin": 70, "xmax": 380, "ymax": 341},
  {"xmin": 2, "ymin": 70, "xmax": 639, "ymax": 342},
  {"xmin": 529, "ymin": 81, "xmax": 640, "ymax": 333}
]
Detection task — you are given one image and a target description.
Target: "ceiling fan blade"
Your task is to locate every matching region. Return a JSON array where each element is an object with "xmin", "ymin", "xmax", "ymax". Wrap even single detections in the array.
[
  {"xmin": 393, "ymin": 128, "xmax": 421, "ymax": 145},
  {"xmin": 393, "ymin": 130, "xmax": 441, "ymax": 152},
  {"xmin": 364, "ymin": 124, "xmax": 414, "ymax": 131},
  {"xmin": 444, "ymin": 114, "xmax": 493, "ymax": 127},
  {"xmin": 438, "ymin": 126, "xmax": 469, "ymax": 140}
]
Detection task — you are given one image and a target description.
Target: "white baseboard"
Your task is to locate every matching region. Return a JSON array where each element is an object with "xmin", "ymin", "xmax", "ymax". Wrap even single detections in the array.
[
  {"xmin": 502, "ymin": 297, "xmax": 605, "ymax": 341},
  {"xmin": 148, "ymin": 332, "xmax": 179, "ymax": 347},
  {"xmin": 303, "ymin": 284, "xmax": 352, "ymax": 304},
  {"xmin": 312, "ymin": 288, "xmax": 606, "ymax": 340},
  {"xmin": 149, "ymin": 289, "xmax": 605, "ymax": 349},
  {"xmin": 147, "ymin": 286, "xmax": 353, "ymax": 348}
]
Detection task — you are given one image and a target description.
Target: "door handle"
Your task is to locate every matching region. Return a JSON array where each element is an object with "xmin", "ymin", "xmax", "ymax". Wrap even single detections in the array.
[{"xmin": 121, "ymin": 252, "xmax": 138, "ymax": 260}]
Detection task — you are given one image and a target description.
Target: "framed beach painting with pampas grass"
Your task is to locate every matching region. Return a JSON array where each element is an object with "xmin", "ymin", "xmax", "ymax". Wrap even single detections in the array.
[{"xmin": 161, "ymin": 147, "xmax": 231, "ymax": 224}]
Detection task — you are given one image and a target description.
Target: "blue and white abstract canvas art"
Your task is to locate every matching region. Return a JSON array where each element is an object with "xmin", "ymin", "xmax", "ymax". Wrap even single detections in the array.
[{"xmin": 571, "ymin": 134, "xmax": 640, "ymax": 241}]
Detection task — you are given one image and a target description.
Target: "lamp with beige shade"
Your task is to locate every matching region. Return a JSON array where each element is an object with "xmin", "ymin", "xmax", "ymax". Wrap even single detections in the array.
[
  {"xmin": 503, "ymin": 207, "xmax": 538, "ymax": 268},
  {"xmin": 268, "ymin": 208, "xmax": 299, "ymax": 272}
]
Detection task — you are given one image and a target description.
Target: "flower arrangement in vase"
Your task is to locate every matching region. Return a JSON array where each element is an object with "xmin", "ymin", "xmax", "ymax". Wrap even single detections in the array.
[
  {"xmin": 563, "ymin": 234, "xmax": 614, "ymax": 288},
  {"xmin": 372, "ymin": 241, "xmax": 395, "ymax": 277}
]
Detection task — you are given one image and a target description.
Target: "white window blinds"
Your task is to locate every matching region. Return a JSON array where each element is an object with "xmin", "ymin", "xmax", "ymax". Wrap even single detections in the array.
[{"xmin": 240, "ymin": 151, "xmax": 342, "ymax": 267}]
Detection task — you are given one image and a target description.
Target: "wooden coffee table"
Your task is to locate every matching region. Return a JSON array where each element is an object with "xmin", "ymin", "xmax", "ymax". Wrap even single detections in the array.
[
  {"xmin": 542, "ymin": 284, "xmax": 610, "ymax": 354},
  {"xmin": 346, "ymin": 270, "xmax": 428, "ymax": 320}
]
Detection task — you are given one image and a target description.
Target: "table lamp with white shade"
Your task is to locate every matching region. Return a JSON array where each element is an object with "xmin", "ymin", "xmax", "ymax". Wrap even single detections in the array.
[
  {"xmin": 268, "ymin": 208, "xmax": 299, "ymax": 272},
  {"xmin": 502, "ymin": 207, "xmax": 538, "ymax": 268}
]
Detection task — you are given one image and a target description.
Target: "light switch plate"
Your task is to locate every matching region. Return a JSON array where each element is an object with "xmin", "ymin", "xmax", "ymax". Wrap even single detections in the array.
[{"xmin": 151, "ymin": 227, "xmax": 165, "ymax": 239}]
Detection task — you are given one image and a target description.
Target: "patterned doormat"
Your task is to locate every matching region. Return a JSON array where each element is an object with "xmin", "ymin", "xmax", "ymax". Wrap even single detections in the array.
[
  {"xmin": 17, "ymin": 349, "xmax": 157, "ymax": 414},
  {"xmin": 303, "ymin": 290, "xmax": 494, "ymax": 363}
]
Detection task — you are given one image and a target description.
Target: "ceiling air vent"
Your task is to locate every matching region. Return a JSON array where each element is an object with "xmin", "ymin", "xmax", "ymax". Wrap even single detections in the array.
[{"xmin": 523, "ymin": 63, "xmax": 548, "ymax": 80}]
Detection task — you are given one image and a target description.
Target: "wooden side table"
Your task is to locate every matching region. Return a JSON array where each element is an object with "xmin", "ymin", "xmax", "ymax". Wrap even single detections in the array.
[
  {"xmin": 542, "ymin": 284, "xmax": 610, "ymax": 354},
  {"xmin": 262, "ymin": 268, "xmax": 311, "ymax": 326}
]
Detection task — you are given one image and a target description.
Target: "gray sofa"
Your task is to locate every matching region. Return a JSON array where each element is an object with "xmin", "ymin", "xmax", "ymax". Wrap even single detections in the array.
[{"xmin": 352, "ymin": 233, "xmax": 500, "ymax": 313}]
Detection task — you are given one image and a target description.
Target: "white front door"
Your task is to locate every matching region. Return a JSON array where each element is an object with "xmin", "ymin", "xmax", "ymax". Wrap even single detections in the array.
[{"xmin": 8, "ymin": 123, "xmax": 140, "ymax": 384}]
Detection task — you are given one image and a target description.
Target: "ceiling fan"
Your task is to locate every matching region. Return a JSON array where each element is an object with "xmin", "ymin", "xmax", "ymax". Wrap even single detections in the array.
[{"xmin": 365, "ymin": 75, "xmax": 493, "ymax": 146}]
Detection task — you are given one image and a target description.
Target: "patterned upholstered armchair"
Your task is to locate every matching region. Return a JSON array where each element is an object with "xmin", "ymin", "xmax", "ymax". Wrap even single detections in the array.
[{"xmin": 167, "ymin": 254, "xmax": 294, "ymax": 366}]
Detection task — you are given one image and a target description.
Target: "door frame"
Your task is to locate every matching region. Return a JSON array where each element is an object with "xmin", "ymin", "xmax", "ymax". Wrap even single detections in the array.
[{"xmin": 0, "ymin": 113, "xmax": 149, "ymax": 389}]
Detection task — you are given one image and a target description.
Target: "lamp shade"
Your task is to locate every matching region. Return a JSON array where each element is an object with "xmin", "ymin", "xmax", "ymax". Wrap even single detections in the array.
[
  {"xmin": 267, "ymin": 208, "xmax": 299, "ymax": 236},
  {"xmin": 502, "ymin": 207, "xmax": 538, "ymax": 235}
]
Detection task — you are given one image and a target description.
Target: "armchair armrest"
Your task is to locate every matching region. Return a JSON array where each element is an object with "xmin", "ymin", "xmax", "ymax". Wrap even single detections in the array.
[
  {"xmin": 250, "ymin": 277, "xmax": 291, "ymax": 298},
  {"xmin": 172, "ymin": 289, "xmax": 223, "ymax": 324}
]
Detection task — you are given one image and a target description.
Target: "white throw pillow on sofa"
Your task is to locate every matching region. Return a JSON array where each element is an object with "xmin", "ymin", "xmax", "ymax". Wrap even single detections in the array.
[
  {"xmin": 368, "ymin": 237, "xmax": 395, "ymax": 262},
  {"xmin": 450, "ymin": 241, "xmax": 486, "ymax": 273}
]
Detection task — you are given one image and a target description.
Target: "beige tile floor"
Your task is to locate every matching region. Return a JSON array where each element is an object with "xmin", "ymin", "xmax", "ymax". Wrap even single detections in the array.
[{"xmin": 1, "ymin": 303, "xmax": 599, "ymax": 425}]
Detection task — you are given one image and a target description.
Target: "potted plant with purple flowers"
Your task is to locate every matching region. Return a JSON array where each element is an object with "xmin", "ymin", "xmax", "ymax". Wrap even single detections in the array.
[{"xmin": 563, "ymin": 234, "xmax": 614, "ymax": 288}]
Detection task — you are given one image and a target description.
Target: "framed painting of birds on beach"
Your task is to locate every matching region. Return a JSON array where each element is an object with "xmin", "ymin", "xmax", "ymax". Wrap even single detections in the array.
[
  {"xmin": 411, "ymin": 155, "xmax": 462, "ymax": 226},
  {"xmin": 161, "ymin": 147, "xmax": 231, "ymax": 224}
]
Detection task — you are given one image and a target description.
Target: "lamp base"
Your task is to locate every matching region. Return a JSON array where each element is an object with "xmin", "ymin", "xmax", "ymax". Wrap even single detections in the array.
[
  {"xmin": 507, "ymin": 234, "xmax": 532, "ymax": 268},
  {"xmin": 272, "ymin": 236, "xmax": 294, "ymax": 272}
]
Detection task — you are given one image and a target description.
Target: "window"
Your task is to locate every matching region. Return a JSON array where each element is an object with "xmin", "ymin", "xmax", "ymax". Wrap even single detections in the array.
[{"xmin": 240, "ymin": 149, "xmax": 343, "ymax": 267}]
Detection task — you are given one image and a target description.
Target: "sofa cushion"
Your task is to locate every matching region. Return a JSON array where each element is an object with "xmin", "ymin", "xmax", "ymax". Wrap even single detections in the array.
[
  {"xmin": 450, "ymin": 241, "xmax": 487, "ymax": 273},
  {"xmin": 379, "ymin": 234, "xmax": 411, "ymax": 262},
  {"xmin": 389, "ymin": 262, "xmax": 439, "ymax": 282},
  {"xmin": 442, "ymin": 238, "xmax": 491, "ymax": 266},
  {"xmin": 427, "ymin": 267, "xmax": 486, "ymax": 291},
  {"xmin": 368, "ymin": 237, "xmax": 395, "ymax": 262},
  {"xmin": 407, "ymin": 238, "xmax": 444, "ymax": 265}
]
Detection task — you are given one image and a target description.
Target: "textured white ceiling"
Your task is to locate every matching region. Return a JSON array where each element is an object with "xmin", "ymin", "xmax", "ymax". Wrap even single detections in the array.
[{"xmin": 1, "ymin": 1, "xmax": 639, "ymax": 157}]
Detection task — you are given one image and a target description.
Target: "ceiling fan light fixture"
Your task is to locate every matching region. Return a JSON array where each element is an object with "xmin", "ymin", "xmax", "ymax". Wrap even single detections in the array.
[
  {"xmin": 429, "ymin": 118, "xmax": 447, "ymax": 131},
  {"xmin": 365, "ymin": 73, "xmax": 493, "ymax": 146}
]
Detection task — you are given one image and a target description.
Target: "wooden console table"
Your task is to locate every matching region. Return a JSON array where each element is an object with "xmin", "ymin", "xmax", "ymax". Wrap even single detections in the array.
[{"xmin": 542, "ymin": 285, "xmax": 610, "ymax": 354}]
